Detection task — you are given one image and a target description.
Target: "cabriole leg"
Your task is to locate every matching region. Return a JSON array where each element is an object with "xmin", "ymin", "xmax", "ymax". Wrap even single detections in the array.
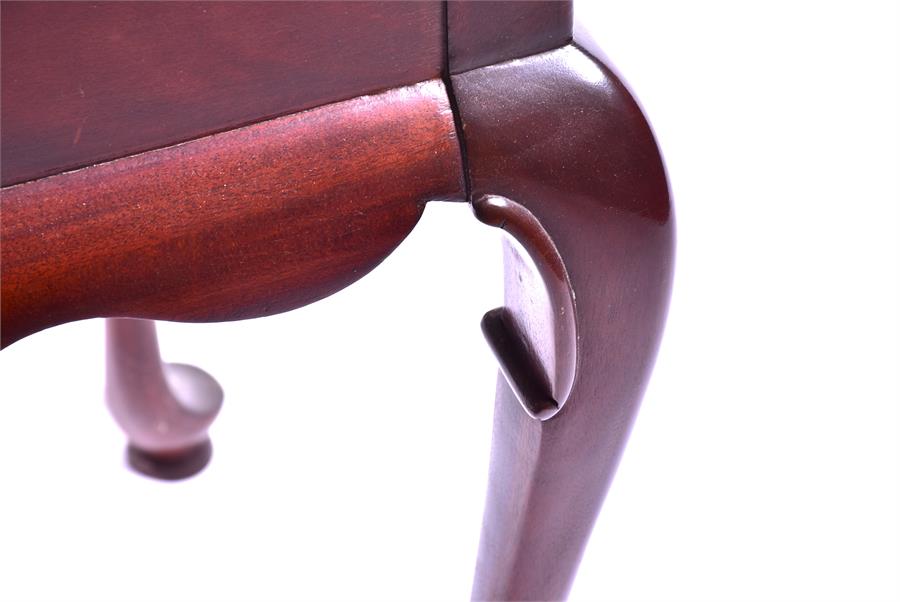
[{"xmin": 455, "ymin": 42, "xmax": 675, "ymax": 600}]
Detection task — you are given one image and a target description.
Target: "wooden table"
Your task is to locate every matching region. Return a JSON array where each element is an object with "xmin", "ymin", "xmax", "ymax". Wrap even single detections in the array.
[{"xmin": 0, "ymin": 2, "xmax": 673, "ymax": 599}]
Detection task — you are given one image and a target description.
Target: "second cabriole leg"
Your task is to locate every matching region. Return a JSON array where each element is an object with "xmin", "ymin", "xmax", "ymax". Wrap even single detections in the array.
[{"xmin": 105, "ymin": 318, "xmax": 223, "ymax": 480}]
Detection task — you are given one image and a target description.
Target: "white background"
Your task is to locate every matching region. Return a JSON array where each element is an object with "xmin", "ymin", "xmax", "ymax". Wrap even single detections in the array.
[{"xmin": 1, "ymin": 1, "xmax": 898, "ymax": 601}]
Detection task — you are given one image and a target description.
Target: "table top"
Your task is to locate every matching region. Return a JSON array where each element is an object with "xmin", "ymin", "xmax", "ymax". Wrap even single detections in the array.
[{"xmin": 0, "ymin": 1, "xmax": 444, "ymax": 187}]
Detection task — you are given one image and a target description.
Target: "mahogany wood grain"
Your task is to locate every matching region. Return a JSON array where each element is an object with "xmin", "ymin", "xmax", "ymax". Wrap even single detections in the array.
[
  {"xmin": 106, "ymin": 318, "xmax": 223, "ymax": 480},
  {"xmin": 0, "ymin": 3, "xmax": 674, "ymax": 598},
  {"xmin": 0, "ymin": 79, "xmax": 463, "ymax": 347},
  {"xmin": 447, "ymin": 0, "xmax": 572, "ymax": 74},
  {"xmin": 0, "ymin": 1, "xmax": 444, "ymax": 186},
  {"xmin": 454, "ymin": 42, "xmax": 674, "ymax": 599}
]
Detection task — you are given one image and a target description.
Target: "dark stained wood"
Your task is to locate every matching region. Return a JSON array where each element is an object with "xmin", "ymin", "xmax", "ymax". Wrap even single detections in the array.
[
  {"xmin": 0, "ymin": 1, "xmax": 444, "ymax": 186},
  {"xmin": 1, "ymin": 4, "xmax": 673, "ymax": 598},
  {"xmin": 106, "ymin": 318, "xmax": 223, "ymax": 480},
  {"xmin": 473, "ymin": 195, "xmax": 577, "ymax": 421},
  {"xmin": 0, "ymin": 79, "xmax": 464, "ymax": 347},
  {"xmin": 453, "ymin": 41, "xmax": 674, "ymax": 599},
  {"xmin": 447, "ymin": 0, "xmax": 572, "ymax": 74}
]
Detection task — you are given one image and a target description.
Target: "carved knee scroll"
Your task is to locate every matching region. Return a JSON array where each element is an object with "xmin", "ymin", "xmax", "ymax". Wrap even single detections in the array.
[{"xmin": 473, "ymin": 195, "xmax": 577, "ymax": 420}]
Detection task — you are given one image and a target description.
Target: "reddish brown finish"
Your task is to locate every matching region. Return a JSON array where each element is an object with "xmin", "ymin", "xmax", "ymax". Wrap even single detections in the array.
[
  {"xmin": 473, "ymin": 195, "xmax": 576, "ymax": 421},
  {"xmin": 0, "ymin": 79, "xmax": 463, "ymax": 347},
  {"xmin": 0, "ymin": 4, "xmax": 673, "ymax": 599},
  {"xmin": 447, "ymin": 0, "xmax": 572, "ymax": 74},
  {"xmin": 0, "ymin": 1, "xmax": 444, "ymax": 186},
  {"xmin": 106, "ymin": 318, "xmax": 223, "ymax": 480},
  {"xmin": 454, "ymin": 42, "xmax": 674, "ymax": 599}
]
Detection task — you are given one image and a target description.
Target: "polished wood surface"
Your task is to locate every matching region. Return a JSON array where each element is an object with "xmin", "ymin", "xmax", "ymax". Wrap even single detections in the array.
[
  {"xmin": 473, "ymin": 195, "xmax": 577, "ymax": 421},
  {"xmin": 106, "ymin": 318, "xmax": 223, "ymax": 480},
  {"xmin": 447, "ymin": 0, "xmax": 572, "ymax": 74},
  {"xmin": 0, "ymin": 1, "xmax": 444, "ymax": 186},
  {"xmin": 0, "ymin": 3, "xmax": 672, "ymax": 599},
  {"xmin": 454, "ymin": 41, "xmax": 673, "ymax": 599},
  {"xmin": 0, "ymin": 79, "xmax": 463, "ymax": 347}
]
